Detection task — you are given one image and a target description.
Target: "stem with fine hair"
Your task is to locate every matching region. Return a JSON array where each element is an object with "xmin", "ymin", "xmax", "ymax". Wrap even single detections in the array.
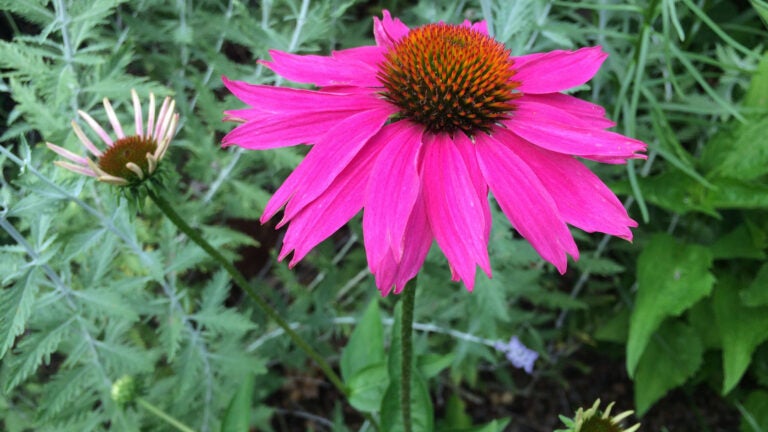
[
  {"xmin": 146, "ymin": 189, "xmax": 380, "ymax": 431},
  {"xmin": 401, "ymin": 282, "xmax": 417, "ymax": 432}
]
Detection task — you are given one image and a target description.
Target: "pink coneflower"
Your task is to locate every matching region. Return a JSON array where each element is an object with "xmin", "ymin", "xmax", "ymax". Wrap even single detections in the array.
[
  {"xmin": 47, "ymin": 90, "xmax": 178, "ymax": 186},
  {"xmin": 223, "ymin": 11, "xmax": 645, "ymax": 295}
]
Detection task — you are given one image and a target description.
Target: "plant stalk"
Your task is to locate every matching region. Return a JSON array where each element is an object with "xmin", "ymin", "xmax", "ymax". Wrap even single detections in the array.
[
  {"xmin": 147, "ymin": 190, "xmax": 380, "ymax": 431},
  {"xmin": 401, "ymin": 282, "xmax": 417, "ymax": 432},
  {"xmin": 136, "ymin": 398, "xmax": 197, "ymax": 432}
]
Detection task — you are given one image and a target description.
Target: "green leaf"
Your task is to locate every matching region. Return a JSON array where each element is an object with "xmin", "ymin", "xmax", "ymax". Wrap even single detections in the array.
[
  {"xmin": 711, "ymin": 225, "xmax": 767, "ymax": 260},
  {"xmin": 380, "ymin": 371, "xmax": 434, "ymax": 432},
  {"xmin": 222, "ymin": 371, "xmax": 255, "ymax": 432},
  {"xmin": 627, "ymin": 234, "xmax": 714, "ymax": 375},
  {"xmin": 347, "ymin": 362, "xmax": 389, "ymax": 412},
  {"xmin": 441, "ymin": 393, "xmax": 472, "ymax": 429},
  {"xmin": 744, "ymin": 51, "xmax": 768, "ymax": 109},
  {"xmin": 634, "ymin": 321, "xmax": 703, "ymax": 415},
  {"xmin": 713, "ymin": 276, "xmax": 768, "ymax": 393},
  {"xmin": 700, "ymin": 117, "xmax": 768, "ymax": 181},
  {"xmin": 439, "ymin": 418, "xmax": 512, "ymax": 432},
  {"xmin": 741, "ymin": 264, "xmax": 768, "ymax": 307},
  {"xmin": 418, "ymin": 353, "xmax": 455, "ymax": 379},
  {"xmin": 341, "ymin": 298, "xmax": 384, "ymax": 382},
  {"xmin": 0, "ymin": 269, "xmax": 41, "ymax": 358},
  {"xmin": 740, "ymin": 390, "xmax": 768, "ymax": 432}
]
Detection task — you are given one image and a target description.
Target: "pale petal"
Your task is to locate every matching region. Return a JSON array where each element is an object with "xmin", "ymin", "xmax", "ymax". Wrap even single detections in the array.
[
  {"xmin": 54, "ymin": 161, "xmax": 95, "ymax": 177},
  {"xmin": 46, "ymin": 142, "xmax": 89, "ymax": 165},
  {"xmin": 131, "ymin": 89, "xmax": 143, "ymax": 136},
  {"xmin": 461, "ymin": 19, "xmax": 489, "ymax": 35},
  {"xmin": 102, "ymin": 97, "xmax": 125, "ymax": 139},
  {"xmin": 261, "ymin": 107, "xmax": 392, "ymax": 223},
  {"xmin": 504, "ymin": 132, "xmax": 637, "ymax": 240},
  {"xmin": 505, "ymin": 102, "xmax": 646, "ymax": 161},
  {"xmin": 476, "ymin": 133, "xmax": 578, "ymax": 273},
  {"xmin": 363, "ymin": 121, "xmax": 423, "ymax": 270},
  {"xmin": 70, "ymin": 121, "xmax": 102, "ymax": 157},
  {"xmin": 373, "ymin": 10, "xmax": 410, "ymax": 48},
  {"xmin": 513, "ymin": 46, "xmax": 608, "ymax": 94},
  {"xmin": 146, "ymin": 93, "xmax": 156, "ymax": 139},
  {"xmin": 77, "ymin": 110, "xmax": 113, "ymax": 147},
  {"xmin": 262, "ymin": 50, "xmax": 381, "ymax": 87},
  {"xmin": 422, "ymin": 134, "xmax": 490, "ymax": 290}
]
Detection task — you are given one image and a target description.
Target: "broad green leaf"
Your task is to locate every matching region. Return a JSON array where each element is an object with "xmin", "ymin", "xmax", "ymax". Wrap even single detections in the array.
[
  {"xmin": 222, "ymin": 371, "xmax": 255, "ymax": 432},
  {"xmin": 704, "ymin": 178, "xmax": 768, "ymax": 210},
  {"xmin": 380, "ymin": 371, "xmax": 434, "ymax": 432},
  {"xmin": 441, "ymin": 393, "xmax": 472, "ymax": 429},
  {"xmin": 627, "ymin": 234, "xmax": 714, "ymax": 375},
  {"xmin": 740, "ymin": 390, "xmax": 768, "ymax": 432},
  {"xmin": 340, "ymin": 298, "xmax": 384, "ymax": 382},
  {"xmin": 713, "ymin": 276, "xmax": 768, "ymax": 393},
  {"xmin": 711, "ymin": 224, "xmax": 767, "ymax": 260},
  {"xmin": 701, "ymin": 117, "xmax": 768, "ymax": 181},
  {"xmin": 623, "ymin": 172, "xmax": 718, "ymax": 216},
  {"xmin": 634, "ymin": 321, "xmax": 703, "ymax": 415},
  {"xmin": 439, "ymin": 419, "xmax": 512, "ymax": 432},
  {"xmin": 347, "ymin": 362, "xmax": 389, "ymax": 412},
  {"xmin": 418, "ymin": 353, "xmax": 455, "ymax": 379},
  {"xmin": 741, "ymin": 264, "xmax": 768, "ymax": 307}
]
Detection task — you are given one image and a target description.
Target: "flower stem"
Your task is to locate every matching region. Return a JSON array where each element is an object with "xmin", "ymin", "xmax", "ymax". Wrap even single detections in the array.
[
  {"xmin": 147, "ymin": 190, "xmax": 379, "ymax": 430},
  {"xmin": 136, "ymin": 397, "xmax": 196, "ymax": 432},
  {"xmin": 401, "ymin": 282, "xmax": 417, "ymax": 432}
]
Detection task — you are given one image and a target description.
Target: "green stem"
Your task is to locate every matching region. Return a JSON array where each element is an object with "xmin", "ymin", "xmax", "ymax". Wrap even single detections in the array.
[
  {"xmin": 136, "ymin": 397, "xmax": 196, "ymax": 432},
  {"xmin": 400, "ymin": 282, "xmax": 417, "ymax": 432},
  {"xmin": 147, "ymin": 190, "xmax": 380, "ymax": 431}
]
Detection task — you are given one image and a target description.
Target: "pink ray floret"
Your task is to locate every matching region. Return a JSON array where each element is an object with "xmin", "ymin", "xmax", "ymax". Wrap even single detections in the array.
[{"xmin": 222, "ymin": 11, "xmax": 646, "ymax": 296}]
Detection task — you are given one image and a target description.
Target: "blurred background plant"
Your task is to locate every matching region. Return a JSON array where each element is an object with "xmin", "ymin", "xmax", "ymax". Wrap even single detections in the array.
[{"xmin": 0, "ymin": 0, "xmax": 767, "ymax": 431}]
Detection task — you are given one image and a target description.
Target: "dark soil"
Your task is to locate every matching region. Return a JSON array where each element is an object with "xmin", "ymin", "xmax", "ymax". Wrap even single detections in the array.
[{"xmin": 268, "ymin": 346, "xmax": 740, "ymax": 432}]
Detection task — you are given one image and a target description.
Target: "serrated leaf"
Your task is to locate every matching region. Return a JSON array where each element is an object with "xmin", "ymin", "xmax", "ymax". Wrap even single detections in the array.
[
  {"xmin": 341, "ymin": 298, "xmax": 384, "ymax": 382},
  {"xmin": 0, "ymin": 269, "xmax": 41, "ymax": 358},
  {"xmin": 4, "ymin": 319, "xmax": 72, "ymax": 392},
  {"xmin": 634, "ymin": 321, "xmax": 703, "ymax": 415},
  {"xmin": 381, "ymin": 371, "xmax": 434, "ymax": 432},
  {"xmin": 741, "ymin": 263, "xmax": 768, "ymax": 307},
  {"xmin": 418, "ymin": 353, "xmax": 454, "ymax": 379},
  {"xmin": 627, "ymin": 234, "xmax": 714, "ymax": 375},
  {"xmin": 713, "ymin": 276, "xmax": 768, "ymax": 393},
  {"xmin": 744, "ymin": 51, "xmax": 768, "ymax": 109},
  {"xmin": 711, "ymin": 224, "xmax": 767, "ymax": 260}
]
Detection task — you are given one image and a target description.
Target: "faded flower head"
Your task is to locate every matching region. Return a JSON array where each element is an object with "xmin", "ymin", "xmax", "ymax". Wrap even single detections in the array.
[
  {"xmin": 47, "ymin": 90, "xmax": 178, "ymax": 187},
  {"xmin": 111, "ymin": 375, "xmax": 138, "ymax": 406},
  {"xmin": 222, "ymin": 11, "xmax": 646, "ymax": 295},
  {"xmin": 556, "ymin": 399, "xmax": 640, "ymax": 432}
]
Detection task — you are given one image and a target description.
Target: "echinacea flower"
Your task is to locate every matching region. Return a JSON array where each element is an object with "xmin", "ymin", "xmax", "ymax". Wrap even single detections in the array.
[
  {"xmin": 556, "ymin": 399, "xmax": 641, "ymax": 432},
  {"xmin": 47, "ymin": 90, "xmax": 178, "ymax": 186},
  {"xmin": 223, "ymin": 11, "xmax": 646, "ymax": 295}
]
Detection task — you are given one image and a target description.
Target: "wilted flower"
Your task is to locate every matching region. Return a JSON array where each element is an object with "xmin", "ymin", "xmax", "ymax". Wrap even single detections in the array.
[
  {"xmin": 556, "ymin": 399, "xmax": 640, "ymax": 432},
  {"xmin": 223, "ymin": 11, "xmax": 645, "ymax": 295},
  {"xmin": 494, "ymin": 336, "xmax": 538, "ymax": 374},
  {"xmin": 47, "ymin": 90, "xmax": 178, "ymax": 187}
]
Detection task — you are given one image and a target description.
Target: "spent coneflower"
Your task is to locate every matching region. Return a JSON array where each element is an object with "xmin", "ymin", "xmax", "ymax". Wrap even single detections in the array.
[
  {"xmin": 222, "ymin": 11, "xmax": 646, "ymax": 295},
  {"xmin": 557, "ymin": 399, "xmax": 641, "ymax": 432},
  {"xmin": 47, "ymin": 90, "xmax": 178, "ymax": 187}
]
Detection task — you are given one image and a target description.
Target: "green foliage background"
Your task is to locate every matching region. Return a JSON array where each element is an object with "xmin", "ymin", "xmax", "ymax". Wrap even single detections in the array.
[{"xmin": 1, "ymin": 0, "xmax": 767, "ymax": 431}]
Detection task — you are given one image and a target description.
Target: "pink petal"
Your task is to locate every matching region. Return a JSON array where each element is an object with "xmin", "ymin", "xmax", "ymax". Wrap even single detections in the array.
[
  {"xmin": 372, "ymin": 195, "xmax": 433, "ymax": 296},
  {"xmin": 461, "ymin": 19, "xmax": 489, "ymax": 35},
  {"xmin": 331, "ymin": 45, "xmax": 386, "ymax": 69},
  {"xmin": 505, "ymin": 102, "xmax": 646, "ymax": 161},
  {"xmin": 279, "ymin": 130, "xmax": 384, "ymax": 265},
  {"xmin": 223, "ymin": 110, "xmax": 360, "ymax": 149},
  {"xmin": 422, "ymin": 134, "xmax": 491, "ymax": 291},
  {"xmin": 222, "ymin": 77, "xmax": 383, "ymax": 114},
  {"xmin": 513, "ymin": 46, "xmax": 608, "ymax": 94},
  {"xmin": 363, "ymin": 121, "xmax": 424, "ymax": 272},
  {"xmin": 373, "ymin": 10, "xmax": 410, "ymax": 48},
  {"xmin": 262, "ymin": 107, "xmax": 392, "ymax": 223},
  {"xmin": 476, "ymin": 133, "xmax": 578, "ymax": 274},
  {"xmin": 261, "ymin": 50, "xmax": 381, "ymax": 87},
  {"xmin": 517, "ymin": 94, "xmax": 615, "ymax": 129},
  {"xmin": 506, "ymin": 132, "xmax": 637, "ymax": 240},
  {"xmin": 453, "ymin": 133, "xmax": 491, "ymax": 245}
]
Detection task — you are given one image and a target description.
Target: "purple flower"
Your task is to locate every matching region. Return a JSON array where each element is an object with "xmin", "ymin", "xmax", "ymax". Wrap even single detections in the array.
[{"xmin": 495, "ymin": 336, "xmax": 538, "ymax": 374}]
